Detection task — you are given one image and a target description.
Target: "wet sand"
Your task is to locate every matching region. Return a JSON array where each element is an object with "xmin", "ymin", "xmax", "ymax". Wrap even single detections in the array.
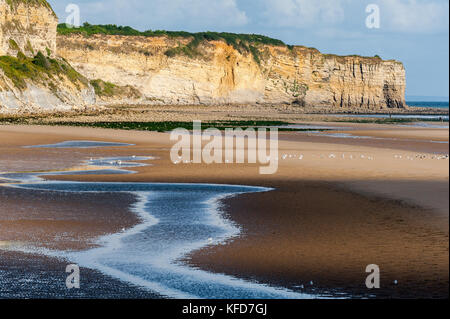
[
  {"xmin": 0, "ymin": 250, "xmax": 161, "ymax": 299},
  {"xmin": 0, "ymin": 123, "xmax": 448, "ymax": 298},
  {"xmin": 346, "ymin": 128, "xmax": 449, "ymax": 142},
  {"xmin": 187, "ymin": 180, "xmax": 449, "ymax": 298},
  {"xmin": 0, "ymin": 186, "xmax": 139, "ymax": 251}
]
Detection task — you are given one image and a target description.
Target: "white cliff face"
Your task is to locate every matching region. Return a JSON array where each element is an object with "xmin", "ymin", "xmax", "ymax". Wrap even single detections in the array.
[
  {"xmin": 0, "ymin": 60, "xmax": 96, "ymax": 113},
  {"xmin": 57, "ymin": 34, "xmax": 406, "ymax": 110},
  {"xmin": 0, "ymin": 82, "xmax": 95, "ymax": 113},
  {"xmin": 0, "ymin": 0, "xmax": 406, "ymax": 113},
  {"xmin": 0, "ymin": 0, "xmax": 57, "ymax": 57},
  {"xmin": 0, "ymin": 0, "xmax": 96, "ymax": 113},
  {"xmin": 269, "ymin": 47, "xmax": 407, "ymax": 109}
]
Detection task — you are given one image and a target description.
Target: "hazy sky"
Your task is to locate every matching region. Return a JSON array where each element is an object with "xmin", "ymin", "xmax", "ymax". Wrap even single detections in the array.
[{"xmin": 48, "ymin": 0, "xmax": 449, "ymax": 99}]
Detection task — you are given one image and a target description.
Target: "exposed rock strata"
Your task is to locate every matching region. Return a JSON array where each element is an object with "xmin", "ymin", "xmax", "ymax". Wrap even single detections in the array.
[
  {"xmin": 0, "ymin": 0, "xmax": 94, "ymax": 113},
  {"xmin": 57, "ymin": 34, "xmax": 406, "ymax": 109},
  {"xmin": 0, "ymin": 1, "xmax": 406, "ymax": 113},
  {"xmin": 0, "ymin": 0, "xmax": 57, "ymax": 57}
]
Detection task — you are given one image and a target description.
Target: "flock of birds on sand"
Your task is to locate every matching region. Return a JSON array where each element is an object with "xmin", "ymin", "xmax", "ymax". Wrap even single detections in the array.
[
  {"xmin": 278, "ymin": 153, "xmax": 449, "ymax": 162},
  {"xmin": 281, "ymin": 153, "xmax": 375, "ymax": 161},
  {"xmin": 86, "ymin": 152, "xmax": 449, "ymax": 166},
  {"xmin": 84, "ymin": 151, "xmax": 450, "ymax": 166},
  {"xmin": 167, "ymin": 153, "xmax": 449, "ymax": 164},
  {"xmin": 393, "ymin": 154, "xmax": 449, "ymax": 160},
  {"xmin": 89, "ymin": 155, "xmax": 140, "ymax": 166}
]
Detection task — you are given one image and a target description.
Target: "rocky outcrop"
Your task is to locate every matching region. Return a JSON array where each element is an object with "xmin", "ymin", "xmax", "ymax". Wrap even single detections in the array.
[
  {"xmin": 0, "ymin": 53, "xmax": 95, "ymax": 113},
  {"xmin": 0, "ymin": 0, "xmax": 406, "ymax": 113},
  {"xmin": 57, "ymin": 34, "xmax": 406, "ymax": 109},
  {"xmin": 0, "ymin": 0, "xmax": 57, "ymax": 57},
  {"xmin": 0, "ymin": 81, "xmax": 95, "ymax": 113},
  {"xmin": 0, "ymin": 0, "xmax": 95, "ymax": 113},
  {"xmin": 90, "ymin": 79, "xmax": 142, "ymax": 105}
]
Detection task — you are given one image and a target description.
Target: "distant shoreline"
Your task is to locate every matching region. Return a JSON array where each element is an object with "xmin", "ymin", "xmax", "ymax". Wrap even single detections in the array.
[{"xmin": 406, "ymin": 101, "xmax": 449, "ymax": 109}]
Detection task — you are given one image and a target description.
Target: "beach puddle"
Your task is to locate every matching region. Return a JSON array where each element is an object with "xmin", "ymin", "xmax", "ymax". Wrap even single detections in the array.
[
  {"xmin": 0, "ymin": 156, "xmax": 154, "ymax": 183},
  {"xmin": 24, "ymin": 140, "xmax": 133, "ymax": 149},
  {"xmin": 87, "ymin": 156, "xmax": 153, "ymax": 168}
]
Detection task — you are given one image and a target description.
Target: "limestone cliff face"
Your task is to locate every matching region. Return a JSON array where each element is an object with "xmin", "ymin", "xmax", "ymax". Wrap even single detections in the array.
[
  {"xmin": 0, "ymin": 0, "xmax": 57, "ymax": 57},
  {"xmin": 0, "ymin": 79, "xmax": 95, "ymax": 113},
  {"xmin": 0, "ymin": 0, "xmax": 406, "ymax": 112},
  {"xmin": 57, "ymin": 34, "xmax": 406, "ymax": 109},
  {"xmin": 0, "ymin": 1, "xmax": 95, "ymax": 113}
]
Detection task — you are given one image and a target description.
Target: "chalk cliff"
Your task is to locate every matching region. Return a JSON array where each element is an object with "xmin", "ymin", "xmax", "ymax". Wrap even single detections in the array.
[
  {"xmin": 0, "ymin": 0, "xmax": 57, "ymax": 57},
  {"xmin": 0, "ymin": 0, "xmax": 406, "ymax": 113},
  {"xmin": 0, "ymin": 0, "xmax": 94, "ymax": 113},
  {"xmin": 57, "ymin": 33, "xmax": 406, "ymax": 109}
]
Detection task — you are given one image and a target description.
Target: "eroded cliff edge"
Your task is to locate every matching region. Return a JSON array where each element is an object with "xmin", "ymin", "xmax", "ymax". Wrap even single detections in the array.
[
  {"xmin": 57, "ymin": 32, "xmax": 406, "ymax": 109},
  {"xmin": 0, "ymin": 1, "xmax": 406, "ymax": 113},
  {"xmin": 0, "ymin": 0, "xmax": 94, "ymax": 113}
]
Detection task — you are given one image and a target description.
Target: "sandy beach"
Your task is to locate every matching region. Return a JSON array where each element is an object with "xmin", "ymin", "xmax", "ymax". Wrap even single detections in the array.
[{"xmin": 0, "ymin": 121, "xmax": 448, "ymax": 298}]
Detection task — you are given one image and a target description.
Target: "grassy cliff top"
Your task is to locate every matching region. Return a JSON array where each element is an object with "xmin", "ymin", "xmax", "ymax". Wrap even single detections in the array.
[
  {"xmin": 58, "ymin": 23, "xmax": 290, "ymax": 63},
  {"xmin": 57, "ymin": 23, "xmax": 392, "ymax": 63},
  {"xmin": 57, "ymin": 23, "xmax": 287, "ymax": 47}
]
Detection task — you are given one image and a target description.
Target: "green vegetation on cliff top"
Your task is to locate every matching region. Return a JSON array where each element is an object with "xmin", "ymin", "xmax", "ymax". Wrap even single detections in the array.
[
  {"xmin": 57, "ymin": 23, "xmax": 286, "ymax": 46},
  {"xmin": 58, "ymin": 23, "xmax": 288, "ymax": 63},
  {"xmin": 0, "ymin": 51, "xmax": 87, "ymax": 90},
  {"xmin": 57, "ymin": 23, "xmax": 389, "ymax": 64}
]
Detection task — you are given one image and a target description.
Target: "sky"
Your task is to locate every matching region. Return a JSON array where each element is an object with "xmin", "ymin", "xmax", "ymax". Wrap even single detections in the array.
[{"xmin": 48, "ymin": 0, "xmax": 449, "ymax": 100}]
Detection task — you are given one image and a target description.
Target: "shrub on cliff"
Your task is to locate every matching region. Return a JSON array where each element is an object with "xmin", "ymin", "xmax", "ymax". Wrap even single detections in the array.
[
  {"xmin": 8, "ymin": 39, "xmax": 20, "ymax": 51},
  {"xmin": 58, "ymin": 23, "xmax": 287, "ymax": 64},
  {"xmin": 32, "ymin": 51, "xmax": 51, "ymax": 70},
  {"xmin": 90, "ymin": 79, "xmax": 141, "ymax": 99},
  {"xmin": 90, "ymin": 79, "xmax": 117, "ymax": 96},
  {"xmin": 57, "ymin": 23, "xmax": 285, "ymax": 46},
  {"xmin": 0, "ymin": 53, "xmax": 88, "ymax": 90},
  {"xmin": 16, "ymin": 51, "xmax": 27, "ymax": 61}
]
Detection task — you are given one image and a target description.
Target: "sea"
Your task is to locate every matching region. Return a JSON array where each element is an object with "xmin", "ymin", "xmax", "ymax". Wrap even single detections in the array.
[{"xmin": 407, "ymin": 101, "xmax": 449, "ymax": 109}]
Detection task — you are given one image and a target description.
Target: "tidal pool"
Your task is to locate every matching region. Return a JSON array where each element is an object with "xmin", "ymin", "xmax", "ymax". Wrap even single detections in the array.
[
  {"xmin": 24, "ymin": 140, "xmax": 133, "ymax": 149},
  {"xmin": 1, "ymin": 155, "xmax": 313, "ymax": 299}
]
